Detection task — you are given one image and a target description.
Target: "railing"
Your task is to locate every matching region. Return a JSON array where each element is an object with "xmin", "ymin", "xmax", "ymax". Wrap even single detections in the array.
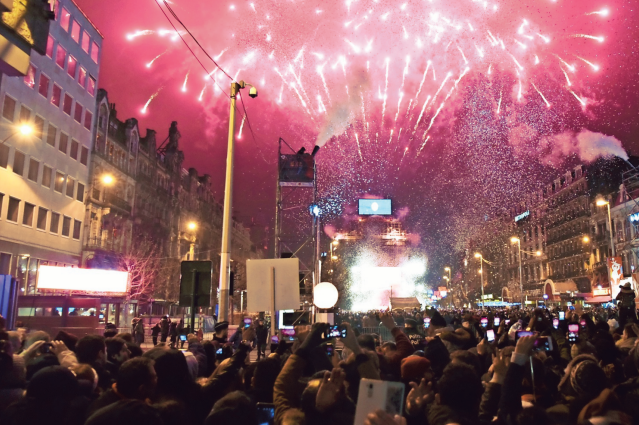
[
  {"xmin": 546, "ymin": 231, "xmax": 588, "ymax": 245},
  {"xmin": 106, "ymin": 193, "xmax": 132, "ymax": 214},
  {"xmin": 85, "ymin": 237, "xmax": 123, "ymax": 252},
  {"xmin": 359, "ymin": 326, "xmax": 404, "ymax": 343}
]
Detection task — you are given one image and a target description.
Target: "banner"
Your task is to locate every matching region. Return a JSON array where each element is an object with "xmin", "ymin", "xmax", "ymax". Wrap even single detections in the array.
[{"xmin": 607, "ymin": 257, "xmax": 623, "ymax": 299}]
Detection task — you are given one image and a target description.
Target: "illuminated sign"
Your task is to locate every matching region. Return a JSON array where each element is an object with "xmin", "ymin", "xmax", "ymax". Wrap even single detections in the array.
[
  {"xmin": 514, "ymin": 210, "xmax": 530, "ymax": 222},
  {"xmin": 593, "ymin": 288, "xmax": 611, "ymax": 297},
  {"xmin": 629, "ymin": 213, "xmax": 639, "ymax": 223},
  {"xmin": 37, "ymin": 266, "xmax": 129, "ymax": 293},
  {"xmin": 358, "ymin": 199, "xmax": 392, "ymax": 215}
]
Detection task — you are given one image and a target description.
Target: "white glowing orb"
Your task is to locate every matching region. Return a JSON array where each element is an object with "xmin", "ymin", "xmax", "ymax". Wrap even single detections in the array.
[
  {"xmin": 313, "ymin": 282, "xmax": 339, "ymax": 309},
  {"xmin": 371, "ymin": 202, "xmax": 379, "ymax": 211}
]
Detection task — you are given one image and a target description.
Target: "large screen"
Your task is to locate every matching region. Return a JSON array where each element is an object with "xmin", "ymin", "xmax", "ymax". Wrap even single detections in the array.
[
  {"xmin": 358, "ymin": 199, "xmax": 392, "ymax": 215},
  {"xmin": 37, "ymin": 266, "xmax": 128, "ymax": 293}
]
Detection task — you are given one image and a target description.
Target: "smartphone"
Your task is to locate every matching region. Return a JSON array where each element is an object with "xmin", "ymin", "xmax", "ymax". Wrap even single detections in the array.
[
  {"xmin": 494, "ymin": 317, "xmax": 500, "ymax": 327},
  {"xmin": 480, "ymin": 317, "xmax": 488, "ymax": 328},
  {"xmin": 354, "ymin": 379, "xmax": 405, "ymax": 425},
  {"xmin": 270, "ymin": 335, "xmax": 279, "ymax": 344},
  {"xmin": 486, "ymin": 329, "xmax": 495, "ymax": 342},
  {"xmin": 568, "ymin": 324, "xmax": 579, "ymax": 344},
  {"xmin": 559, "ymin": 311, "xmax": 565, "ymax": 320},
  {"xmin": 516, "ymin": 330, "xmax": 534, "ymax": 340},
  {"xmin": 179, "ymin": 334, "xmax": 187, "ymax": 342},
  {"xmin": 534, "ymin": 336, "xmax": 553, "ymax": 351},
  {"xmin": 256, "ymin": 403, "xmax": 275, "ymax": 425},
  {"xmin": 322, "ymin": 325, "xmax": 346, "ymax": 340},
  {"xmin": 552, "ymin": 318, "xmax": 559, "ymax": 329},
  {"xmin": 505, "ymin": 319, "xmax": 511, "ymax": 325},
  {"xmin": 424, "ymin": 317, "xmax": 431, "ymax": 328},
  {"xmin": 325, "ymin": 342, "xmax": 334, "ymax": 357},
  {"xmin": 281, "ymin": 328, "xmax": 296, "ymax": 341},
  {"xmin": 216, "ymin": 348, "xmax": 223, "ymax": 355}
]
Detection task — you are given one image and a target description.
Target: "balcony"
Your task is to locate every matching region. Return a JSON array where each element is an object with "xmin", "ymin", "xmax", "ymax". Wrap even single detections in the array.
[
  {"xmin": 546, "ymin": 231, "xmax": 588, "ymax": 245},
  {"xmin": 85, "ymin": 237, "xmax": 123, "ymax": 253},
  {"xmin": 106, "ymin": 193, "xmax": 132, "ymax": 214}
]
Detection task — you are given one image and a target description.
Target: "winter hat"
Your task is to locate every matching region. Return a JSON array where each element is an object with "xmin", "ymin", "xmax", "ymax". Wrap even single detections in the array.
[
  {"xmin": 431, "ymin": 312, "xmax": 447, "ymax": 328},
  {"xmin": 401, "ymin": 356, "xmax": 431, "ymax": 382},
  {"xmin": 405, "ymin": 319, "xmax": 418, "ymax": 328},
  {"xmin": 559, "ymin": 355, "xmax": 607, "ymax": 398},
  {"xmin": 27, "ymin": 365, "xmax": 78, "ymax": 401}
]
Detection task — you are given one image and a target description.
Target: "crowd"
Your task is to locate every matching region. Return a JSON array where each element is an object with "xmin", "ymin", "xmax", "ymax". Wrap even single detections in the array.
[{"xmin": 0, "ymin": 294, "xmax": 638, "ymax": 425}]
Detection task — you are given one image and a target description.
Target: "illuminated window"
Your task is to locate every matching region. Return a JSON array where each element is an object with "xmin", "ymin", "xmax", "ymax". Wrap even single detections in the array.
[
  {"xmin": 70, "ymin": 139, "xmax": 79, "ymax": 160},
  {"xmin": 28, "ymin": 158, "xmax": 39, "ymax": 182},
  {"xmin": 37, "ymin": 207, "xmax": 48, "ymax": 230},
  {"xmin": 54, "ymin": 172, "xmax": 64, "ymax": 192},
  {"xmin": 66, "ymin": 176, "xmax": 75, "ymax": 197},
  {"xmin": 71, "ymin": 20, "xmax": 80, "ymax": 43},
  {"xmin": 46, "ymin": 35, "xmax": 54, "ymax": 57},
  {"xmin": 80, "ymin": 146, "xmax": 88, "ymax": 166},
  {"xmin": 63, "ymin": 94, "xmax": 72, "ymax": 115},
  {"xmin": 73, "ymin": 219, "xmax": 81, "ymax": 239},
  {"xmin": 87, "ymin": 76, "xmax": 96, "ymax": 96},
  {"xmin": 12, "ymin": 151, "xmax": 25, "ymax": 176},
  {"xmin": 67, "ymin": 55, "xmax": 77, "ymax": 78},
  {"xmin": 60, "ymin": 7, "xmax": 71, "ymax": 32},
  {"xmin": 84, "ymin": 110, "xmax": 92, "ymax": 130},
  {"xmin": 2, "ymin": 96, "xmax": 15, "ymax": 121},
  {"xmin": 78, "ymin": 67, "xmax": 86, "ymax": 87},
  {"xmin": 22, "ymin": 203, "xmax": 34, "ymax": 226},
  {"xmin": 49, "ymin": 85, "xmax": 61, "ymax": 108},
  {"xmin": 61, "ymin": 216, "xmax": 71, "ymax": 237},
  {"xmin": 7, "ymin": 198, "xmax": 19, "ymax": 222},
  {"xmin": 58, "ymin": 133, "xmax": 68, "ymax": 154},
  {"xmin": 24, "ymin": 63, "xmax": 36, "ymax": 88},
  {"xmin": 56, "ymin": 45, "xmax": 66, "ymax": 68},
  {"xmin": 74, "ymin": 103, "xmax": 82, "ymax": 123},
  {"xmin": 42, "ymin": 165, "xmax": 52, "ymax": 188},
  {"xmin": 90, "ymin": 41, "xmax": 99, "ymax": 63},
  {"xmin": 46, "ymin": 124, "xmax": 57, "ymax": 147},
  {"xmin": 76, "ymin": 182, "xmax": 84, "ymax": 202},
  {"xmin": 38, "ymin": 74, "xmax": 49, "ymax": 97},
  {"xmin": 34, "ymin": 116, "xmax": 44, "ymax": 139},
  {"xmin": 50, "ymin": 212, "xmax": 60, "ymax": 233},
  {"xmin": 81, "ymin": 30, "xmax": 90, "ymax": 53}
]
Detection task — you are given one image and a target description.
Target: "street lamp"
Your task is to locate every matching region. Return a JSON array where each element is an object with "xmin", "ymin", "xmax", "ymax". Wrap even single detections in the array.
[
  {"xmin": 219, "ymin": 80, "xmax": 258, "ymax": 322},
  {"xmin": 101, "ymin": 174, "xmax": 114, "ymax": 185},
  {"xmin": 511, "ymin": 237, "xmax": 524, "ymax": 307},
  {"xmin": 583, "ymin": 236, "xmax": 590, "ymax": 243},
  {"xmin": 1, "ymin": 123, "xmax": 35, "ymax": 145},
  {"xmin": 474, "ymin": 253, "xmax": 487, "ymax": 308},
  {"xmin": 596, "ymin": 197, "xmax": 615, "ymax": 257},
  {"xmin": 187, "ymin": 221, "xmax": 197, "ymax": 260}
]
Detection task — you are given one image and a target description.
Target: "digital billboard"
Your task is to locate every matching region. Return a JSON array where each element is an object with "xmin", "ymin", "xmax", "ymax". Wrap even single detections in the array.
[
  {"xmin": 358, "ymin": 199, "xmax": 392, "ymax": 215},
  {"xmin": 37, "ymin": 266, "xmax": 129, "ymax": 293}
]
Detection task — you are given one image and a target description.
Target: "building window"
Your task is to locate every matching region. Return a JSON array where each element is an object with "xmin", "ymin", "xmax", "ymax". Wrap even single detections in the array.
[
  {"xmin": 60, "ymin": 7, "xmax": 71, "ymax": 31},
  {"xmin": 24, "ymin": 63, "xmax": 36, "ymax": 88},
  {"xmin": 80, "ymin": 146, "xmax": 88, "ymax": 166},
  {"xmin": 61, "ymin": 216, "xmax": 71, "ymax": 237},
  {"xmin": 71, "ymin": 20, "xmax": 81, "ymax": 43},
  {"xmin": 73, "ymin": 219, "xmax": 81, "ymax": 239},
  {"xmin": 84, "ymin": 110, "xmax": 92, "ymax": 130},
  {"xmin": 50, "ymin": 212, "xmax": 60, "ymax": 234},
  {"xmin": 46, "ymin": 124, "xmax": 57, "ymax": 147},
  {"xmin": 38, "ymin": 74, "xmax": 49, "ymax": 97},
  {"xmin": 81, "ymin": 30, "xmax": 90, "ymax": 53},
  {"xmin": 78, "ymin": 67, "xmax": 86, "ymax": 87},
  {"xmin": 22, "ymin": 203, "xmax": 34, "ymax": 226},
  {"xmin": 88, "ymin": 76, "xmax": 96, "ymax": 96},
  {"xmin": 74, "ymin": 103, "xmax": 82, "ymax": 123},
  {"xmin": 7, "ymin": 197, "xmax": 19, "ymax": 222},
  {"xmin": 55, "ymin": 45, "xmax": 66, "ymax": 68},
  {"xmin": 63, "ymin": 94, "xmax": 72, "ymax": 115},
  {"xmin": 28, "ymin": 158, "xmax": 39, "ymax": 182},
  {"xmin": 70, "ymin": 139, "xmax": 79, "ymax": 160},
  {"xmin": 90, "ymin": 41, "xmax": 99, "ymax": 63},
  {"xmin": 51, "ymin": 84, "xmax": 62, "ymax": 107},
  {"xmin": 76, "ymin": 182, "xmax": 84, "ymax": 202},
  {"xmin": 67, "ymin": 55, "xmax": 77, "ymax": 78},
  {"xmin": 19, "ymin": 105, "xmax": 30, "ymax": 123},
  {"xmin": 2, "ymin": 96, "xmax": 16, "ymax": 121},
  {"xmin": 59, "ymin": 133, "xmax": 68, "ymax": 154},
  {"xmin": 46, "ymin": 35, "xmax": 54, "ymax": 57},
  {"xmin": 0, "ymin": 144, "xmax": 8, "ymax": 168},
  {"xmin": 42, "ymin": 165, "xmax": 52, "ymax": 188},
  {"xmin": 12, "ymin": 150, "xmax": 25, "ymax": 175},
  {"xmin": 66, "ymin": 176, "xmax": 75, "ymax": 197},
  {"xmin": 54, "ymin": 172, "xmax": 64, "ymax": 192},
  {"xmin": 37, "ymin": 207, "xmax": 47, "ymax": 230},
  {"xmin": 34, "ymin": 116, "xmax": 44, "ymax": 139}
]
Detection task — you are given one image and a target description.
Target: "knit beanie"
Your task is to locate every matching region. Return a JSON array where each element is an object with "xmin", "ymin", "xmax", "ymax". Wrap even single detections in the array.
[{"xmin": 401, "ymin": 356, "xmax": 432, "ymax": 382}]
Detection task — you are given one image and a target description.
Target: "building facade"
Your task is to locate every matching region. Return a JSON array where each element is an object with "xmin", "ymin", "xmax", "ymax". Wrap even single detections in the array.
[{"xmin": 0, "ymin": 0, "xmax": 101, "ymax": 294}]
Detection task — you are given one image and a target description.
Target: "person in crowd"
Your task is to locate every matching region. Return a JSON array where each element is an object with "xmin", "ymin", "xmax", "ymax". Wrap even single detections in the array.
[
  {"xmin": 151, "ymin": 322, "xmax": 161, "ymax": 346},
  {"xmin": 169, "ymin": 320, "xmax": 178, "ymax": 347},
  {"xmin": 255, "ymin": 319, "xmax": 269, "ymax": 360},
  {"xmin": 133, "ymin": 317, "xmax": 145, "ymax": 346},
  {"xmin": 160, "ymin": 315, "xmax": 170, "ymax": 343},
  {"xmin": 105, "ymin": 337, "xmax": 131, "ymax": 378},
  {"xmin": 617, "ymin": 282, "xmax": 637, "ymax": 328},
  {"xmin": 75, "ymin": 335, "xmax": 112, "ymax": 390},
  {"xmin": 213, "ymin": 321, "xmax": 229, "ymax": 344}
]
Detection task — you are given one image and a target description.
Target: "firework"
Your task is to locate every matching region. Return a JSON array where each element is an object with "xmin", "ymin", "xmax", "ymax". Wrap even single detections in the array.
[{"xmin": 141, "ymin": 87, "xmax": 163, "ymax": 114}]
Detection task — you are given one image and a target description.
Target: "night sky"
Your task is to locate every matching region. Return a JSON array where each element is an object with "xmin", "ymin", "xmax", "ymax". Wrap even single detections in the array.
[{"xmin": 75, "ymin": 0, "xmax": 639, "ymax": 284}]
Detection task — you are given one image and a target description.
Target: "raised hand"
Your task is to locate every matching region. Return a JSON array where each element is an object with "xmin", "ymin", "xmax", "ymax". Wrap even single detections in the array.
[
  {"xmin": 316, "ymin": 367, "xmax": 346, "ymax": 412},
  {"xmin": 405, "ymin": 378, "xmax": 434, "ymax": 416}
]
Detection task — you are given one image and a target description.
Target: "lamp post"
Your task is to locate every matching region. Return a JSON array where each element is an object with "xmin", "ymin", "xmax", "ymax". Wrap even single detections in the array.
[
  {"xmin": 0, "ymin": 123, "xmax": 34, "ymax": 145},
  {"xmin": 444, "ymin": 266, "xmax": 452, "ymax": 306},
  {"xmin": 219, "ymin": 80, "xmax": 258, "ymax": 322},
  {"xmin": 474, "ymin": 253, "xmax": 486, "ymax": 309},
  {"xmin": 511, "ymin": 237, "xmax": 524, "ymax": 307},
  {"xmin": 596, "ymin": 198, "xmax": 615, "ymax": 257}
]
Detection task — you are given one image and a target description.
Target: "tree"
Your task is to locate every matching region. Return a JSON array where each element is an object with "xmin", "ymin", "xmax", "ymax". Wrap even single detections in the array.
[{"xmin": 117, "ymin": 237, "xmax": 164, "ymax": 302}]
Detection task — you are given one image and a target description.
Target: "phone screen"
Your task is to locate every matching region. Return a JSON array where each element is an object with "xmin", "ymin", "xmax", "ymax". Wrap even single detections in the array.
[
  {"xmin": 505, "ymin": 319, "xmax": 511, "ymax": 325},
  {"xmin": 568, "ymin": 324, "xmax": 579, "ymax": 343},
  {"xmin": 559, "ymin": 311, "xmax": 565, "ymax": 320},
  {"xmin": 493, "ymin": 317, "xmax": 500, "ymax": 327},
  {"xmin": 270, "ymin": 335, "xmax": 279, "ymax": 344},
  {"xmin": 516, "ymin": 330, "xmax": 534, "ymax": 340},
  {"xmin": 424, "ymin": 317, "xmax": 431, "ymax": 328},
  {"xmin": 325, "ymin": 343, "xmax": 334, "ymax": 357},
  {"xmin": 216, "ymin": 348, "xmax": 223, "ymax": 355},
  {"xmin": 580, "ymin": 319, "xmax": 587, "ymax": 328},
  {"xmin": 552, "ymin": 318, "xmax": 559, "ymax": 329},
  {"xmin": 256, "ymin": 403, "xmax": 275, "ymax": 425},
  {"xmin": 486, "ymin": 329, "xmax": 495, "ymax": 342},
  {"xmin": 179, "ymin": 334, "xmax": 187, "ymax": 341},
  {"xmin": 480, "ymin": 317, "xmax": 488, "ymax": 327}
]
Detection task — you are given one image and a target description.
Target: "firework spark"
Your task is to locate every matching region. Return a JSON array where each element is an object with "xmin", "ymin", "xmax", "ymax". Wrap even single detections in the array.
[{"xmin": 141, "ymin": 87, "xmax": 163, "ymax": 114}]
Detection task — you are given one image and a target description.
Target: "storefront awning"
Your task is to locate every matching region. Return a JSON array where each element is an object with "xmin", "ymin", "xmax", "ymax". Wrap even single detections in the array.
[{"xmin": 583, "ymin": 296, "xmax": 612, "ymax": 304}]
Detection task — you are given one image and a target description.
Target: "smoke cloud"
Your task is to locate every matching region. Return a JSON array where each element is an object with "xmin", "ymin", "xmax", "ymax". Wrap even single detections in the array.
[{"xmin": 541, "ymin": 129, "xmax": 628, "ymax": 166}]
